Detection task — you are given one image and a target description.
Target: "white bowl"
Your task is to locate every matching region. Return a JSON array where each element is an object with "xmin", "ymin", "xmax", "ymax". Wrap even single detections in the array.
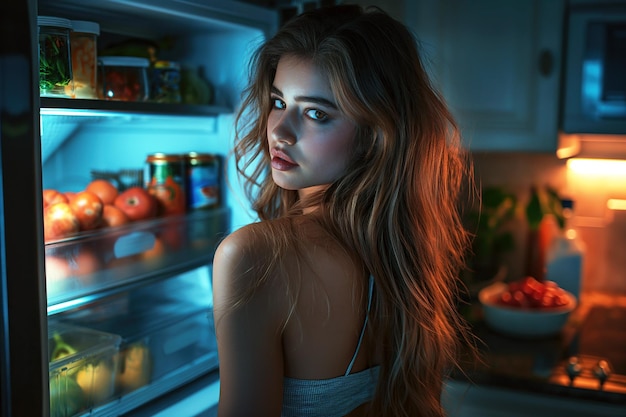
[{"xmin": 478, "ymin": 282, "xmax": 577, "ymax": 338}]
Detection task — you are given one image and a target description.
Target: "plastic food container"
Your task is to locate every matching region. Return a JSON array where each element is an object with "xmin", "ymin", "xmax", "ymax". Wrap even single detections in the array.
[
  {"xmin": 150, "ymin": 60, "xmax": 182, "ymax": 103},
  {"xmin": 38, "ymin": 16, "xmax": 74, "ymax": 98},
  {"xmin": 44, "ymin": 208, "xmax": 229, "ymax": 307},
  {"xmin": 70, "ymin": 20, "xmax": 100, "ymax": 99},
  {"xmin": 48, "ymin": 322, "xmax": 120, "ymax": 417},
  {"xmin": 56, "ymin": 272, "xmax": 217, "ymax": 397},
  {"xmin": 98, "ymin": 56, "xmax": 149, "ymax": 102}
]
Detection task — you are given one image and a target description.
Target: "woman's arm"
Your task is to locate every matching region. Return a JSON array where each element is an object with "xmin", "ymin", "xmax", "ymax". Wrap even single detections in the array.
[{"xmin": 212, "ymin": 227, "xmax": 287, "ymax": 417}]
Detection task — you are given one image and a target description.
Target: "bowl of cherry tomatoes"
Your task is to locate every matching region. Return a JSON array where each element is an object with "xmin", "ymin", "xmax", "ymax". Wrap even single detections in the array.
[{"xmin": 478, "ymin": 276, "xmax": 577, "ymax": 338}]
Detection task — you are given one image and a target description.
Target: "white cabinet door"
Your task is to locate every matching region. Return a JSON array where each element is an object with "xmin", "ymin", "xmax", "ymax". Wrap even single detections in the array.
[{"xmin": 408, "ymin": 0, "xmax": 565, "ymax": 152}]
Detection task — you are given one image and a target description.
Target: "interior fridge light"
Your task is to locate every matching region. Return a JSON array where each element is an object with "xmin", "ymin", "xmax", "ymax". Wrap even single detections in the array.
[
  {"xmin": 566, "ymin": 158, "xmax": 626, "ymax": 175},
  {"xmin": 607, "ymin": 199, "xmax": 626, "ymax": 211}
]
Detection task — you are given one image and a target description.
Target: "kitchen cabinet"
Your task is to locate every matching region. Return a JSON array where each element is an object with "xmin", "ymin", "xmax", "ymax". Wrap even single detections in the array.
[{"xmin": 408, "ymin": 0, "xmax": 565, "ymax": 152}]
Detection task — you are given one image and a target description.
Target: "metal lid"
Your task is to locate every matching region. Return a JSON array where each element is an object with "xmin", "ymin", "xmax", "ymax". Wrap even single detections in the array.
[
  {"xmin": 70, "ymin": 20, "xmax": 100, "ymax": 35},
  {"xmin": 98, "ymin": 56, "xmax": 150, "ymax": 68},
  {"xmin": 146, "ymin": 153, "xmax": 183, "ymax": 162},
  {"xmin": 37, "ymin": 16, "xmax": 73, "ymax": 30},
  {"xmin": 154, "ymin": 60, "xmax": 181, "ymax": 70},
  {"xmin": 186, "ymin": 152, "xmax": 217, "ymax": 161}
]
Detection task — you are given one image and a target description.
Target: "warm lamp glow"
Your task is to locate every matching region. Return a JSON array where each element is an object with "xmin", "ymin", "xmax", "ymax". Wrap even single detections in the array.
[
  {"xmin": 566, "ymin": 158, "xmax": 626, "ymax": 176},
  {"xmin": 607, "ymin": 199, "xmax": 626, "ymax": 211}
]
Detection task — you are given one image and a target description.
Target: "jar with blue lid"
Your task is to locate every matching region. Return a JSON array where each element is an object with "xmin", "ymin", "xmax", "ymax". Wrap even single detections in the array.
[{"xmin": 38, "ymin": 16, "xmax": 74, "ymax": 98}]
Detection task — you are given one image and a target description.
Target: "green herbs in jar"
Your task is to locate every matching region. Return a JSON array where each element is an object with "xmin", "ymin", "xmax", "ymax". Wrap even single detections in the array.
[{"xmin": 38, "ymin": 16, "xmax": 74, "ymax": 98}]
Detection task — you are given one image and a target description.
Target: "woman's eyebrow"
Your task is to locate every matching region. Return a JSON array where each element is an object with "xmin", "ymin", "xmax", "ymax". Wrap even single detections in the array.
[{"xmin": 271, "ymin": 86, "xmax": 338, "ymax": 109}]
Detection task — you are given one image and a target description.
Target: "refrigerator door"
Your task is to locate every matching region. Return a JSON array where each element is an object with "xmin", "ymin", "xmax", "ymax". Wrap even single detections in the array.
[{"xmin": 0, "ymin": 0, "xmax": 49, "ymax": 416}]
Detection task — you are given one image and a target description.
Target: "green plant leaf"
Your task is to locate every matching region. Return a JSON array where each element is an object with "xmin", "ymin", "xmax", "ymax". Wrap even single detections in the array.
[{"xmin": 526, "ymin": 187, "xmax": 543, "ymax": 230}]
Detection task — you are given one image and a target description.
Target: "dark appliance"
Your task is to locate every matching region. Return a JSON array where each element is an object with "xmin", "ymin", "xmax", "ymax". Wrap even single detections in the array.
[{"xmin": 562, "ymin": 0, "xmax": 626, "ymax": 135}]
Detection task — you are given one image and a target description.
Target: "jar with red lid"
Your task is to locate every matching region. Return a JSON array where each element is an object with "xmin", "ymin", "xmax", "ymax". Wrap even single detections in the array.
[{"xmin": 98, "ymin": 56, "xmax": 149, "ymax": 102}]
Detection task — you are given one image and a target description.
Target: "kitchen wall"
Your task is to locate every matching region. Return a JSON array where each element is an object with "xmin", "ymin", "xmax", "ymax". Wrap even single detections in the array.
[{"xmin": 472, "ymin": 152, "xmax": 626, "ymax": 296}]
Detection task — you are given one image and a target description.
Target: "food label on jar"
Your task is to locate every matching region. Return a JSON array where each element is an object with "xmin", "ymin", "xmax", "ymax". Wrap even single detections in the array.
[
  {"xmin": 185, "ymin": 153, "xmax": 221, "ymax": 210},
  {"xmin": 145, "ymin": 154, "xmax": 186, "ymax": 216}
]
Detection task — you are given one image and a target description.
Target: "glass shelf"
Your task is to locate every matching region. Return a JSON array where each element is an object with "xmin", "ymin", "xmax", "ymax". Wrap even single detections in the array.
[
  {"xmin": 45, "ymin": 207, "xmax": 229, "ymax": 315},
  {"xmin": 40, "ymin": 98, "xmax": 231, "ymax": 119}
]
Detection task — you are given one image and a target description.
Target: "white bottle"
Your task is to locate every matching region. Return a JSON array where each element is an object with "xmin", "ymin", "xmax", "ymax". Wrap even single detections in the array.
[{"xmin": 546, "ymin": 199, "xmax": 585, "ymax": 300}]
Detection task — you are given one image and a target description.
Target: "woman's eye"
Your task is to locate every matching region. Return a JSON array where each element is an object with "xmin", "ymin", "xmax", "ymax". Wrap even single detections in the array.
[
  {"xmin": 272, "ymin": 98, "xmax": 286, "ymax": 110},
  {"xmin": 306, "ymin": 109, "xmax": 328, "ymax": 122}
]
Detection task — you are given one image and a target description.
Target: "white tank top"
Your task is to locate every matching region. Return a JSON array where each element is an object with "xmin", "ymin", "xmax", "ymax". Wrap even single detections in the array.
[{"xmin": 282, "ymin": 276, "xmax": 379, "ymax": 417}]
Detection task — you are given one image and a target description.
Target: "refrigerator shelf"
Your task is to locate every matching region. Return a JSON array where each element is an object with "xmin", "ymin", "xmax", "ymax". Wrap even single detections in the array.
[
  {"xmin": 45, "ymin": 207, "xmax": 230, "ymax": 315},
  {"xmin": 40, "ymin": 98, "xmax": 231, "ymax": 119}
]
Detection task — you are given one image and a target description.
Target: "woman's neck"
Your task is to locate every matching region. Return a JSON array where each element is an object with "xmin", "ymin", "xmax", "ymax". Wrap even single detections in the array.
[{"xmin": 298, "ymin": 185, "xmax": 328, "ymax": 214}]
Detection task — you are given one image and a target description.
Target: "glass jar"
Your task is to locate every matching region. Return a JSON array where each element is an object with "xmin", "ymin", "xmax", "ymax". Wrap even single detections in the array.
[
  {"xmin": 145, "ymin": 153, "xmax": 186, "ymax": 216},
  {"xmin": 184, "ymin": 152, "xmax": 221, "ymax": 210},
  {"xmin": 38, "ymin": 16, "xmax": 74, "ymax": 98},
  {"xmin": 150, "ymin": 60, "xmax": 182, "ymax": 103},
  {"xmin": 70, "ymin": 20, "xmax": 100, "ymax": 99},
  {"xmin": 98, "ymin": 56, "xmax": 149, "ymax": 102}
]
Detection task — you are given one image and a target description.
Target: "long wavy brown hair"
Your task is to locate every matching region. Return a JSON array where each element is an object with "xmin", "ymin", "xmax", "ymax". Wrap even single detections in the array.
[{"xmin": 233, "ymin": 4, "xmax": 476, "ymax": 417}]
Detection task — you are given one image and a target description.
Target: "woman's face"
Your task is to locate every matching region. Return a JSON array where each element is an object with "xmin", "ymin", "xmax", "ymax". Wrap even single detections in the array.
[{"xmin": 267, "ymin": 55, "xmax": 356, "ymax": 197}]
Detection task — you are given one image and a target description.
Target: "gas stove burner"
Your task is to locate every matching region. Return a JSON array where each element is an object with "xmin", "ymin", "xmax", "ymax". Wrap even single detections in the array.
[
  {"xmin": 551, "ymin": 305, "xmax": 626, "ymax": 394},
  {"xmin": 573, "ymin": 305, "xmax": 626, "ymax": 377},
  {"xmin": 562, "ymin": 355, "xmax": 615, "ymax": 390}
]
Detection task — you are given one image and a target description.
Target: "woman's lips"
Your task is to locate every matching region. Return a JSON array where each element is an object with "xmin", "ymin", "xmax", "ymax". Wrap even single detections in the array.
[{"xmin": 271, "ymin": 148, "xmax": 298, "ymax": 171}]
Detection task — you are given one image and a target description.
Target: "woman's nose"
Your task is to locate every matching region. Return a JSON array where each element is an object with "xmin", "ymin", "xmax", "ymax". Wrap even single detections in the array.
[{"xmin": 269, "ymin": 112, "xmax": 297, "ymax": 145}]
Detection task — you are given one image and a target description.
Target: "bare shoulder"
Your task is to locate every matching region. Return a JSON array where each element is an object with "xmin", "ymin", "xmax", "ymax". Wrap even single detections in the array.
[
  {"xmin": 212, "ymin": 219, "xmax": 299, "ymax": 318},
  {"xmin": 213, "ymin": 221, "xmax": 279, "ymax": 297},
  {"xmin": 212, "ymin": 221, "xmax": 291, "ymax": 416},
  {"xmin": 214, "ymin": 222, "xmax": 268, "ymax": 275}
]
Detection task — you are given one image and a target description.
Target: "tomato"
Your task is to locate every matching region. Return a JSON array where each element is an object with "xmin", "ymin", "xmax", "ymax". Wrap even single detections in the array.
[
  {"xmin": 64, "ymin": 191, "xmax": 77, "ymax": 204},
  {"xmin": 86, "ymin": 179, "xmax": 118, "ymax": 205},
  {"xmin": 43, "ymin": 202, "xmax": 80, "ymax": 241},
  {"xmin": 70, "ymin": 191, "xmax": 104, "ymax": 231},
  {"xmin": 45, "ymin": 255, "xmax": 72, "ymax": 283},
  {"xmin": 140, "ymin": 236, "xmax": 166, "ymax": 261},
  {"xmin": 43, "ymin": 189, "xmax": 68, "ymax": 208},
  {"xmin": 498, "ymin": 276, "xmax": 571, "ymax": 310},
  {"xmin": 101, "ymin": 204, "xmax": 130, "ymax": 228},
  {"xmin": 68, "ymin": 247, "xmax": 102, "ymax": 277},
  {"xmin": 114, "ymin": 187, "xmax": 158, "ymax": 221}
]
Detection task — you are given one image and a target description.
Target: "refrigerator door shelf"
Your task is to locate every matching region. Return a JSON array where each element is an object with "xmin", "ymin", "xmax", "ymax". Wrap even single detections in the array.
[{"xmin": 46, "ymin": 207, "xmax": 229, "ymax": 315}]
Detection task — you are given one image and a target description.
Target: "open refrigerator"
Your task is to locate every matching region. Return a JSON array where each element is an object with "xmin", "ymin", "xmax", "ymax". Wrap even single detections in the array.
[{"xmin": 0, "ymin": 0, "xmax": 277, "ymax": 416}]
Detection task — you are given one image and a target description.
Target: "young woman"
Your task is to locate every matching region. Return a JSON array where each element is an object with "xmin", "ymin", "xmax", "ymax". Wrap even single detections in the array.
[{"xmin": 212, "ymin": 5, "xmax": 476, "ymax": 417}]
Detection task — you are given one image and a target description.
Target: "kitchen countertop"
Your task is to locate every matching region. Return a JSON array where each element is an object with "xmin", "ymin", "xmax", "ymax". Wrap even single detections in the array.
[{"xmin": 454, "ymin": 291, "xmax": 626, "ymax": 406}]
